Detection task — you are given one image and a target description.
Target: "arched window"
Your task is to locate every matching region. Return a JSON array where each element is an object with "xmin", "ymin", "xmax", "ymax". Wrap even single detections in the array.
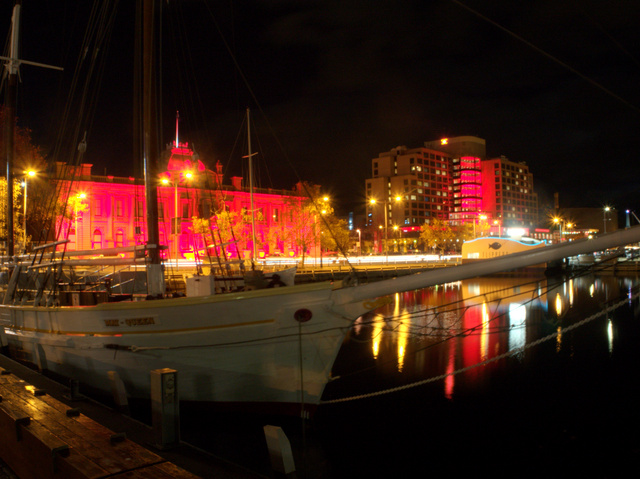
[
  {"xmin": 92, "ymin": 229, "xmax": 102, "ymax": 249},
  {"xmin": 115, "ymin": 229, "xmax": 125, "ymax": 248}
]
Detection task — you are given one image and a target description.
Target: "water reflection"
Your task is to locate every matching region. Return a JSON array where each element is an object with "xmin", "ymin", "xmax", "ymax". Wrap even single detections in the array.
[
  {"xmin": 319, "ymin": 273, "xmax": 640, "ymax": 479},
  {"xmin": 330, "ymin": 272, "xmax": 640, "ymax": 401}
]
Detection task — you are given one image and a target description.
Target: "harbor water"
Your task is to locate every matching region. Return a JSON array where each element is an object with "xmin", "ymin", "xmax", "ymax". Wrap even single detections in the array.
[{"xmin": 178, "ymin": 269, "xmax": 640, "ymax": 478}]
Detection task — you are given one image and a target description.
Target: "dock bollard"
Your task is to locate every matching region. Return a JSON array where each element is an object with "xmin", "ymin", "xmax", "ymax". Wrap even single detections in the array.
[
  {"xmin": 150, "ymin": 368, "xmax": 179, "ymax": 449},
  {"xmin": 65, "ymin": 379, "xmax": 86, "ymax": 401},
  {"xmin": 107, "ymin": 371, "xmax": 129, "ymax": 413},
  {"xmin": 264, "ymin": 425, "xmax": 295, "ymax": 476}
]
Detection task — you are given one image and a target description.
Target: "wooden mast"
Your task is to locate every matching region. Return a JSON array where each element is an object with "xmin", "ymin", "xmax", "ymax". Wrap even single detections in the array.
[
  {"xmin": 142, "ymin": 0, "xmax": 165, "ymax": 297},
  {"xmin": 246, "ymin": 108, "xmax": 258, "ymax": 260},
  {"xmin": 1, "ymin": 1, "xmax": 62, "ymax": 259},
  {"xmin": 2, "ymin": 1, "xmax": 20, "ymax": 257}
]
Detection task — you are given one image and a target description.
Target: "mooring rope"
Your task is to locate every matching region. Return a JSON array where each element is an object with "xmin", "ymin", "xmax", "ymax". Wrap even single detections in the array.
[{"xmin": 321, "ymin": 290, "xmax": 640, "ymax": 405}]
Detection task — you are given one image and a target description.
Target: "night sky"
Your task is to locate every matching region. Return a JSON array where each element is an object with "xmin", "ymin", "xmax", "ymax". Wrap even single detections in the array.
[{"xmin": 4, "ymin": 0, "xmax": 640, "ymax": 219}]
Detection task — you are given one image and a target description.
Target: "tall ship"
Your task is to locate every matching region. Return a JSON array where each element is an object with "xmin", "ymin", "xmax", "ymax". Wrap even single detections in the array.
[{"xmin": 2, "ymin": 2, "xmax": 640, "ymax": 417}]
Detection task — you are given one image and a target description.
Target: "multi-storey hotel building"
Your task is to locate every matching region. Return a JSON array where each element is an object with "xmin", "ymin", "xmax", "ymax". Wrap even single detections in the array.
[{"xmin": 366, "ymin": 136, "xmax": 539, "ymax": 233}]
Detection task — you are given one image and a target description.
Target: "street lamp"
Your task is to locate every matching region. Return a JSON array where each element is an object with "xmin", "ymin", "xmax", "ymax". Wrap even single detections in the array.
[
  {"xmin": 162, "ymin": 170, "xmax": 193, "ymax": 267},
  {"xmin": 356, "ymin": 228, "xmax": 361, "ymax": 255},
  {"xmin": 316, "ymin": 196, "xmax": 330, "ymax": 264},
  {"xmin": 370, "ymin": 196, "xmax": 402, "ymax": 260},
  {"xmin": 553, "ymin": 216, "xmax": 563, "ymax": 242},
  {"xmin": 22, "ymin": 169, "xmax": 36, "ymax": 250},
  {"xmin": 75, "ymin": 192, "xmax": 86, "ymax": 249},
  {"xmin": 393, "ymin": 225, "xmax": 399, "ymax": 253},
  {"xmin": 370, "ymin": 198, "xmax": 389, "ymax": 260},
  {"xmin": 603, "ymin": 206, "xmax": 611, "ymax": 234},
  {"xmin": 478, "ymin": 214, "xmax": 487, "ymax": 237}
]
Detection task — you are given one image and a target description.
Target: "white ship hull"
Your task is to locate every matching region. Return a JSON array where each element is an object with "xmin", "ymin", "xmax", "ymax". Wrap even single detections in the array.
[
  {"xmin": 2, "ymin": 226, "xmax": 640, "ymax": 414},
  {"xmin": 0, "ymin": 281, "xmax": 372, "ymax": 415}
]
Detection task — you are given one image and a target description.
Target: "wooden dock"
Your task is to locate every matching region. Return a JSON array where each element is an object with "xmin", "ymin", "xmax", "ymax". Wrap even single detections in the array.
[{"xmin": 0, "ymin": 368, "xmax": 199, "ymax": 479}]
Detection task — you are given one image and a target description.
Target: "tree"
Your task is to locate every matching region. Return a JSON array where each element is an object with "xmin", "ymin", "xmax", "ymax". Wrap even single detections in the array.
[
  {"xmin": 0, "ymin": 106, "xmax": 49, "ymax": 251},
  {"xmin": 283, "ymin": 198, "xmax": 318, "ymax": 267},
  {"xmin": 0, "ymin": 179, "xmax": 25, "ymax": 251},
  {"xmin": 320, "ymin": 216, "xmax": 351, "ymax": 253},
  {"xmin": 451, "ymin": 223, "xmax": 475, "ymax": 251},
  {"xmin": 282, "ymin": 184, "xmax": 331, "ymax": 267},
  {"xmin": 419, "ymin": 218, "xmax": 454, "ymax": 254},
  {"xmin": 0, "ymin": 106, "xmax": 47, "ymax": 174}
]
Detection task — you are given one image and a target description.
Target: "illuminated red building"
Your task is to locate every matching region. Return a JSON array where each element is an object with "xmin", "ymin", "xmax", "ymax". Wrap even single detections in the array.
[
  {"xmin": 365, "ymin": 145, "xmax": 453, "ymax": 228},
  {"xmin": 480, "ymin": 156, "xmax": 538, "ymax": 231},
  {"xmin": 54, "ymin": 142, "xmax": 312, "ymax": 259},
  {"xmin": 424, "ymin": 136, "xmax": 487, "ymax": 227},
  {"xmin": 366, "ymin": 136, "xmax": 539, "ymax": 237}
]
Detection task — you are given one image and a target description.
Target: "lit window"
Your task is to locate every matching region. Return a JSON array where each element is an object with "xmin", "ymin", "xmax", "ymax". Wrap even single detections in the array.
[
  {"xmin": 115, "ymin": 199, "xmax": 124, "ymax": 217},
  {"xmin": 92, "ymin": 229, "xmax": 102, "ymax": 249},
  {"xmin": 115, "ymin": 229, "xmax": 125, "ymax": 247}
]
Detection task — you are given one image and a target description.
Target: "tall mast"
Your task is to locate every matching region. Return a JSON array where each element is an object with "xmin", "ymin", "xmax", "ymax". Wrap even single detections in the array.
[
  {"xmin": 142, "ymin": 0, "xmax": 165, "ymax": 296},
  {"xmin": 246, "ymin": 108, "xmax": 257, "ymax": 260},
  {"xmin": 3, "ymin": 2, "xmax": 20, "ymax": 257},
  {"xmin": 175, "ymin": 110, "xmax": 179, "ymax": 147},
  {"xmin": 1, "ymin": 1, "xmax": 62, "ymax": 258}
]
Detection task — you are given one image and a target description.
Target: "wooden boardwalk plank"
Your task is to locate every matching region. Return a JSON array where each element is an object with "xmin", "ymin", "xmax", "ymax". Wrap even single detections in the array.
[
  {"xmin": 0, "ymin": 381, "xmax": 160, "ymax": 475},
  {"xmin": 0, "ymin": 371, "xmax": 200, "ymax": 479}
]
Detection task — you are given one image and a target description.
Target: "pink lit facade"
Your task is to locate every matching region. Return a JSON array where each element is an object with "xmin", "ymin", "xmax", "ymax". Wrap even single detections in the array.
[
  {"xmin": 480, "ymin": 156, "xmax": 538, "ymax": 230},
  {"xmin": 54, "ymin": 144, "xmax": 311, "ymax": 259},
  {"xmin": 366, "ymin": 137, "xmax": 539, "ymax": 233},
  {"xmin": 450, "ymin": 156, "xmax": 482, "ymax": 226}
]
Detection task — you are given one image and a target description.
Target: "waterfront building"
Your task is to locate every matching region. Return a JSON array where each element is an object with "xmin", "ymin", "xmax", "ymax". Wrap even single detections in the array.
[
  {"xmin": 365, "ymin": 145, "xmax": 452, "ymax": 228},
  {"xmin": 424, "ymin": 136, "xmax": 487, "ymax": 226},
  {"xmin": 365, "ymin": 136, "xmax": 539, "ymax": 239},
  {"xmin": 481, "ymin": 155, "xmax": 539, "ymax": 231},
  {"xmin": 52, "ymin": 141, "xmax": 311, "ymax": 259}
]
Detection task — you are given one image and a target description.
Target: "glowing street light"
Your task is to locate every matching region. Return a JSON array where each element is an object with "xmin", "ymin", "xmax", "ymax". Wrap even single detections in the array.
[
  {"xmin": 369, "ymin": 196, "xmax": 402, "ymax": 260},
  {"xmin": 393, "ymin": 224, "xmax": 400, "ymax": 253},
  {"xmin": 603, "ymin": 206, "xmax": 611, "ymax": 234},
  {"xmin": 553, "ymin": 216, "xmax": 565, "ymax": 242},
  {"xmin": 22, "ymin": 169, "xmax": 36, "ymax": 249},
  {"xmin": 473, "ymin": 213, "xmax": 488, "ymax": 238},
  {"xmin": 317, "ymin": 196, "xmax": 330, "ymax": 265},
  {"xmin": 162, "ymin": 170, "xmax": 193, "ymax": 267},
  {"xmin": 75, "ymin": 192, "xmax": 87, "ymax": 249}
]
